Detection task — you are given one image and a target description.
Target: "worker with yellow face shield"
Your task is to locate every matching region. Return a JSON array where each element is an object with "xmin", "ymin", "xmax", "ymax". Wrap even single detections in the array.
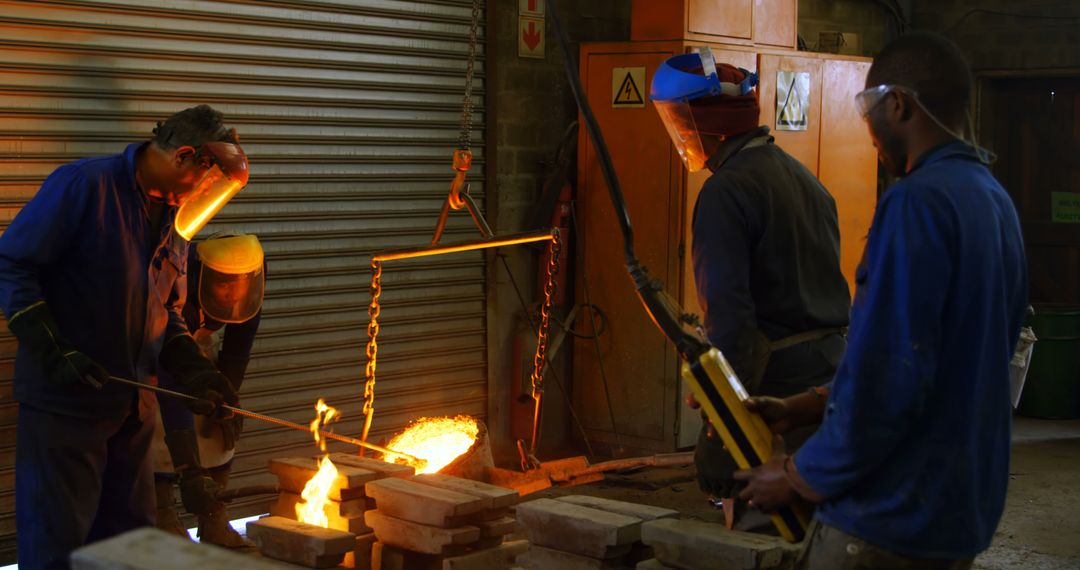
[
  {"xmin": 0, "ymin": 104, "xmax": 249, "ymax": 567},
  {"xmin": 154, "ymin": 234, "xmax": 265, "ymax": 547}
]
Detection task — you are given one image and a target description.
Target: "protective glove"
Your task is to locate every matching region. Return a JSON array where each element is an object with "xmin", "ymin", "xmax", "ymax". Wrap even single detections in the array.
[
  {"xmin": 694, "ymin": 423, "xmax": 742, "ymax": 498},
  {"xmin": 7, "ymin": 301, "xmax": 109, "ymax": 389},
  {"xmin": 199, "ymin": 412, "xmax": 243, "ymax": 451},
  {"xmin": 159, "ymin": 334, "xmax": 238, "ymax": 415},
  {"xmin": 164, "ymin": 429, "xmax": 223, "ymax": 515}
]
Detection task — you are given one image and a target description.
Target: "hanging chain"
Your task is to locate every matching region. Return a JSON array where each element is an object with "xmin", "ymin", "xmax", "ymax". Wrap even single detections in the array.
[
  {"xmin": 362, "ymin": 258, "xmax": 382, "ymax": 436},
  {"xmin": 457, "ymin": 0, "xmax": 481, "ymax": 149},
  {"xmin": 530, "ymin": 230, "xmax": 561, "ymax": 400}
]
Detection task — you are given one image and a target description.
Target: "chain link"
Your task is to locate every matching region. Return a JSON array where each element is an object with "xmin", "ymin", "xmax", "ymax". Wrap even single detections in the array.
[
  {"xmin": 530, "ymin": 230, "xmax": 561, "ymax": 400},
  {"xmin": 363, "ymin": 259, "xmax": 382, "ymax": 424},
  {"xmin": 458, "ymin": 0, "xmax": 481, "ymax": 149}
]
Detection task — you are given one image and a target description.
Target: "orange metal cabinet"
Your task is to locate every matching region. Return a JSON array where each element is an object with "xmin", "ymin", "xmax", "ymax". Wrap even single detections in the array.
[
  {"xmin": 819, "ymin": 59, "xmax": 877, "ymax": 295},
  {"xmin": 631, "ymin": 0, "xmax": 796, "ymax": 48},
  {"xmin": 574, "ymin": 44, "xmax": 686, "ymax": 453},
  {"xmin": 633, "ymin": 0, "xmax": 753, "ymax": 43},
  {"xmin": 753, "ymin": 0, "xmax": 797, "ymax": 48},
  {"xmin": 689, "ymin": 0, "xmax": 753, "ymax": 41},
  {"xmin": 574, "ymin": 41, "xmax": 876, "ymax": 452},
  {"xmin": 759, "ymin": 53, "xmax": 825, "ymax": 175}
]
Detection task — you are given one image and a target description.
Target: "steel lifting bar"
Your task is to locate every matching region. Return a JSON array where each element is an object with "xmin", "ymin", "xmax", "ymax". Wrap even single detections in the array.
[{"xmin": 361, "ymin": 229, "xmax": 561, "ymax": 458}]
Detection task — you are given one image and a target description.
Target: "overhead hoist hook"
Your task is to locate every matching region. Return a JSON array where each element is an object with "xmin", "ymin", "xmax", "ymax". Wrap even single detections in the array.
[{"xmin": 431, "ymin": 148, "xmax": 493, "ymax": 246}]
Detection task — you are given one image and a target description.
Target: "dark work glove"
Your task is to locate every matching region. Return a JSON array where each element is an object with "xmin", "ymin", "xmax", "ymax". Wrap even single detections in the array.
[
  {"xmin": 695, "ymin": 423, "xmax": 742, "ymax": 498},
  {"xmin": 159, "ymin": 334, "xmax": 238, "ymax": 414},
  {"xmin": 164, "ymin": 429, "xmax": 223, "ymax": 515},
  {"xmin": 200, "ymin": 412, "xmax": 243, "ymax": 451},
  {"xmin": 7, "ymin": 301, "xmax": 110, "ymax": 389}
]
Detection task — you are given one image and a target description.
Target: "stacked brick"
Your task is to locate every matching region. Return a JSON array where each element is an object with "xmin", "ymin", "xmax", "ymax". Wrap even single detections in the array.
[
  {"xmin": 363, "ymin": 473, "xmax": 527, "ymax": 570},
  {"xmin": 635, "ymin": 518, "xmax": 801, "ymax": 570},
  {"xmin": 259, "ymin": 452, "xmax": 415, "ymax": 568},
  {"xmin": 514, "ymin": 496, "xmax": 679, "ymax": 570}
]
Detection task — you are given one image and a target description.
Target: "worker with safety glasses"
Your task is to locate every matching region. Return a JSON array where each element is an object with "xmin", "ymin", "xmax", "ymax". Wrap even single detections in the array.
[
  {"xmin": 650, "ymin": 48, "xmax": 851, "ymax": 529},
  {"xmin": 0, "ymin": 104, "xmax": 250, "ymax": 567},
  {"xmin": 153, "ymin": 233, "xmax": 264, "ymax": 547},
  {"xmin": 732, "ymin": 33, "xmax": 1028, "ymax": 569}
]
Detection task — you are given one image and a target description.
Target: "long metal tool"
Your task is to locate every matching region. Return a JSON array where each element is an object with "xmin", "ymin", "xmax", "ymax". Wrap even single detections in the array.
[{"xmin": 107, "ymin": 375, "xmax": 426, "ymax": 468}]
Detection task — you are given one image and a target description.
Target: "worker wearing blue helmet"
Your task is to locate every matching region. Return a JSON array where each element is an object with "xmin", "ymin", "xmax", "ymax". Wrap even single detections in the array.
[{"xmin": 651, "ymin": 48, "xmax": 851, "ymax": 528}]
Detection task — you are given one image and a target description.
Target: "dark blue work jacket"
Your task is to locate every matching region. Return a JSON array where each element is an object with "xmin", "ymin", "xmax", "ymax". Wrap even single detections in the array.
[
  {"xmin": 795, "ymin": 141, "xmax": 1029, "ymax": 559},
  {"xmin": 693, "ymin": 126, "xmax": 851, "ymax": 387},
  {"xmin": 0, "ymin": 143, "xmax": 190, "ymax": 420}
]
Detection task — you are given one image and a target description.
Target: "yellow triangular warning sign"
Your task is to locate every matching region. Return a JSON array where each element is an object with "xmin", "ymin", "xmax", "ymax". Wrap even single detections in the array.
[
  {"xmin": 613, "ymin": 72, "xmax": 644, "ymax": 106},
  {"xmin": 777, "ymin": 73, "xmax": 808, "ymax": 129}
]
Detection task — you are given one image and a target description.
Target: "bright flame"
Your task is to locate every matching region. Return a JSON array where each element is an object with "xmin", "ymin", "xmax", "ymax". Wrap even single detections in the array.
[
  {"xmin": 309, "ymin": 398, "xmax": 340, "ymax": 451},
  {"xmin": 382, "ymin": 416, "xmax": 479, "ymax": 474},
  {"xmin": 295, "ymin": 455, "xmax": 338, "ymax": 527}
]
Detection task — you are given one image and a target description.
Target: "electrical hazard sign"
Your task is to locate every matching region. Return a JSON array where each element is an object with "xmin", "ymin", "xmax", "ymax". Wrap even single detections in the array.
[
  {"xmin": 612, "ymin": 67, "xmax": 646, "ymax": 109},
  {"xmin": 776, "ymin": 71, "xmax": 810, "ymax": 131}
]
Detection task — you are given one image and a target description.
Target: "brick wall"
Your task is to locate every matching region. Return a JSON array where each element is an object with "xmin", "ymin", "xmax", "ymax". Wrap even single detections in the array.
[
  {"xmin": 910, "ymin": 0, "xmax": 1080, "ymax": 71},
  {"xmin": 488, "ymin": 0, "xmax": 631, "ymax": 458}
]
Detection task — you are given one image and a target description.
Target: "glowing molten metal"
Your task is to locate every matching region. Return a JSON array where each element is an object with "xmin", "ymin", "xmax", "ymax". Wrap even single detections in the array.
[
  {"xmin": 382, "ymin": 416, "xmax": 479, "ymax": 474},
  {"xmin": 295, "ymin": 455, "xmax": 338, "ymax": 527}
]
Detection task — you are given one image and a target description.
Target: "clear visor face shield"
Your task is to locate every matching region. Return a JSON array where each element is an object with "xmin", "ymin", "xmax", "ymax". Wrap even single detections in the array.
[
  {"xmin": 199, "ymin": 264, "xmax": 264, "ymax": 323},
  {"xmin": 653, "ymin": 98, "xmax": 709, "ymax": 172},
  {"xmin": 175, "ymin": 141, "xmax": 250, "ymax": 240},
  {"xmin": 854, "ymin": 84, "xmax": 994, "ymax": 163}
]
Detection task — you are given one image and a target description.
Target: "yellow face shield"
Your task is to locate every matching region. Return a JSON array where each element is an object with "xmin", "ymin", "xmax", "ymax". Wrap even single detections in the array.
[
  {"xmin": 653, "ymin": 99, "xmax": 709, "ymax": 172},
  {"xmin": 196, "ymin": 234, "xmax": 265, "ymax": 324},
  {"xmin": 175, "ymin": 141, "xmax": 249, "ymax": 240}
]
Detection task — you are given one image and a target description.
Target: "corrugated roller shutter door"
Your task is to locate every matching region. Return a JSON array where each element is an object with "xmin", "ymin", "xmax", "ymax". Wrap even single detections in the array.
[{"xmin": 0, "ymin": 0, "xmax": 486, "ymax": 560}]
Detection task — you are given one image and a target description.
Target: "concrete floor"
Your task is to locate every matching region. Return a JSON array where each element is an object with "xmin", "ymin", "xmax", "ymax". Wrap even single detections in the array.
[{"xmin": 538, "ymin": 416, "xmax": 1080, "ymax": 568}]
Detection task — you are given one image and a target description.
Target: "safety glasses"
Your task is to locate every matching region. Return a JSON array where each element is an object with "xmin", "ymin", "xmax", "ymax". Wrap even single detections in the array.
[{"xmin": 854, "ymin": 84, "xmax": 918, "ymax": 119}]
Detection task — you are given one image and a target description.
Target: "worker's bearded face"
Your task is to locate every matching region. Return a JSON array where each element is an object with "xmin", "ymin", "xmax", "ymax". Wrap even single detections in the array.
[{"xmin": 866, "ymin": 100, "xmax": 908, "ymax": 178}]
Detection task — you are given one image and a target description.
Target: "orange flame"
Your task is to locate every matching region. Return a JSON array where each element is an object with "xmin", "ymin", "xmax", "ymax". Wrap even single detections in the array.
[
  {"xmin": 309, "ymin": 398, "xmax": 340, "ymax": 452},
  {"xmin": 381, "ymin": 416, "xmax": 479, "ymax": 474},
  {"xmin": 295, "ymin": 455, "xmax": 338, "ymax": 527}
]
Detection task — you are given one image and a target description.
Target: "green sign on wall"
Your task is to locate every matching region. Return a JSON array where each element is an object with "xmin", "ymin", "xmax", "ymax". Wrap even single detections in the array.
[{"xmin": 1051, "ymin": 192, "xmax": 1080, "ymax": 223}]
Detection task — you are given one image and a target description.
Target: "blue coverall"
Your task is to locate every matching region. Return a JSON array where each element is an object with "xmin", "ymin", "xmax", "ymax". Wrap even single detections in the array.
[
  {"xmin": 0, "ymin": 143, "xmax": 189, "ymax": 568},
  {"xmin": 795, "ymin": 141, "xmax": 1029, "ymax": 560}
]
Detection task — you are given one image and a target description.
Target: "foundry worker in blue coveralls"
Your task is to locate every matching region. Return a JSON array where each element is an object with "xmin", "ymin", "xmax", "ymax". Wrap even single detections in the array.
[
  {"xmin": 732, "ymin": 33, "xmax": 1028, "ymax": 569},
  {"xmin": 154, "ymin": 233, "xmax": 264, "ymax": 548},
  {"xmin": 650, "ymin": 49, "xmax": 852, "ymax": 525},
  {"xmin": 0, "ymin": 105, "xmax": 250, "ymax": 568}
]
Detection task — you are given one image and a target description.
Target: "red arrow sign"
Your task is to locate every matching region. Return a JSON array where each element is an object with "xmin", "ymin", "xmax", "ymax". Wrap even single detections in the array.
[{"xmin": 523, "ymin": 20, "xmax": 541, "ymax": 50}]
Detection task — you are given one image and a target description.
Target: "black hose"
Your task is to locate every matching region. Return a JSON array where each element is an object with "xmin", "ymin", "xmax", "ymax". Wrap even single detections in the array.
[{"xmin": 546, "ymin": 2, "xmax": 707, "ymax": 361}]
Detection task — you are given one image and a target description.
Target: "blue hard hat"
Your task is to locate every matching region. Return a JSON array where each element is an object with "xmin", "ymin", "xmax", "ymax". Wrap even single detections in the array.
[{"xmin": 650, "ymin": 52, "xmax": 758, "ymax": 102}]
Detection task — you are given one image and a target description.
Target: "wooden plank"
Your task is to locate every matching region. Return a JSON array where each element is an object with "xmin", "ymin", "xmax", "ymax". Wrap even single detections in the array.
[
  {"xmin": 364, "ymin": 478, "xmax": 485, "ymax": 527},
  {"xmin": 246, "ymin": 516, "xmax": 356, "ymax": 569},
  {"xmin": 270, "ymin": 492, "xmax": 371, "ymax": 535},
  {"xmin": 364, "ymin": 511, "xmax": 479, "ymax": 555},
  {"xmin": 326, "ymin": 453, "xmax": 415, "ymax": 479},
  {"xmin": 411, "ymin": 474, "xmax": 519, "ymax": 509},
  {"xmin": 269, "ymin": 457, "xmax": 376, "ymax": 501}
]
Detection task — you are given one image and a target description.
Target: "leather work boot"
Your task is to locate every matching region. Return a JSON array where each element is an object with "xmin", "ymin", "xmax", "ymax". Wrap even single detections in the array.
[
  {"xmin": 196, "ymin": 468, "xmax": 251, "ymax": 548},
  {"xmin": 154, "ymin": 478, "xmax": 192, "ymax": 539}
]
